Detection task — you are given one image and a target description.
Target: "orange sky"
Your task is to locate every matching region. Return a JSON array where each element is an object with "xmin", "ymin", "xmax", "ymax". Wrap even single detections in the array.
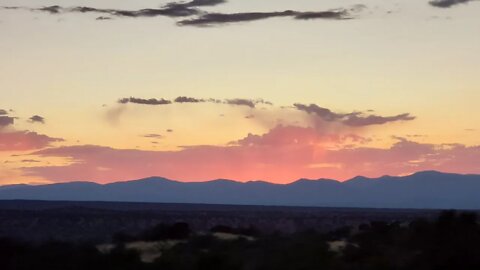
[{"xmin": 1, "ymin": 0, "xmax": 480, "ymax": 184}]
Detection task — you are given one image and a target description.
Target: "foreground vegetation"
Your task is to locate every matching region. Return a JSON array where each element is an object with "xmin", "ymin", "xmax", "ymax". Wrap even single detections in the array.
[{"xmin": 1, "ymin": 210, "xmax": 480, "ymax": 270}]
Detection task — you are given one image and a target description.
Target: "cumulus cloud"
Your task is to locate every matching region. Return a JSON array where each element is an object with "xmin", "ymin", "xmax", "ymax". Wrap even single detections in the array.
[
  {"xmin": 118, "ymin": 97, "xmax": 172, "ymax": 105},
  {"xmin": 0, "ymin": 131, "xmax": 63, "ymax": 151},
  {"xmin": 28, "ymin": 115, "xmax": 45, "ymax": 124},
  {"xmin": 22, "ymin": 125, "xmax": 480, "ymax": 183},
  {"xmin": 429, "ymin": 0, "xmax": 477, "ymax": 8},
  {"xmin": 294, "ymin": 103, "xmax": 415, "ymax": 127}
]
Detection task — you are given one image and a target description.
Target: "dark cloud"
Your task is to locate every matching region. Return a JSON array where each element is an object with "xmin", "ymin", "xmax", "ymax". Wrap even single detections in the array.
[
  {"xmin": 178, "ymin": 11, "xmax": 295, "ymax": 26},
  {"xmin": 4, "ymin": 0, "xmax": 228, "ymax": 19},
  {"xmin": 224, "ymin": 98, "xmax": 257, "ymax": 108},
  {"xmin": 167, "ymin": 0, "xmax": 227, "ymax": 8},
  {"xmin": 294, "ymin": 10, "xmax": 351, "ymax": 20},
  {"xmin": 3, "ymin": 4, "xmax": 200, "ymax": 18},
  {"xmin": 294, "ymin": 103, "xmax": 415, "ymax": 127},
  {"xmin": 38, "ymin": 5, "xmax": 61, "ymax": 14},
  {"xmin": 0, "ymin": 116, "xmax": 14, "ymax": 128},
  {"xmin": 429, "ymin": 0, "xmax": 477, "ymax": 8},
  {"xmin": 166, "ymin": 129, "xmax": 174, "ymax": 133},
  {"xmin": 224, "ymin": 98, "xmax": 272, "ymax": 108},
  {"xmin": 3, "ymin": 2, "xmax": 359, "ymax": 27},
  {"xmin": 293, "ymin": 103, "xmax": 347, "ymax": 121},
  {"xmin": 96, "ymin": 16, "xmax": 112, "ymax": 21},
  {"xmin": 174, "ymin": 96, "xmax": 205, "ymax": 103},
  {"xmin": 118, "ymin": 97, "xmax": 172, "ymax": 105},
  {"xmin": 343, "ymin": 113, "xmax": 416, "ymax": 127},
  {"xmin": 118, "ymin": 96, "xmax": 271, "ymax": 108},
  {"xmin": 0, "ymin": 109, "xmax": 8, "ymax": 115},
  {"xmin": 29, "ymin": 115, "xmax": 45, "ymax": 124},
  {"xmin": 178, "ymin": 9, "xmax": 350, "ymax": 26}
]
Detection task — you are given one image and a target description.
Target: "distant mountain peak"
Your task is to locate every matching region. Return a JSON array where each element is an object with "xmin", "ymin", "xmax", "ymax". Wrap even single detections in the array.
[
  {"xmin": 207, "ymin": 179, "xmax": 241, "ymax": 184},
  {"xmin": 290, "ymin": 178, "xmax": 339, "ymax": 185},
  {"xmin": 411, "ymin": 170, "xmax": 450, "ymax": 177},
  {"xmin": 107, "ymin": 176, "xmax": 178, "ymax": 186}
]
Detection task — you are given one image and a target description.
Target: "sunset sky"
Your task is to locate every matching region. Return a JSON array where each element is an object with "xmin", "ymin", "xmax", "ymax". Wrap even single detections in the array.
[{"xmin": 1, "ymin": 0, "xmax": 480, "ymax": 185}]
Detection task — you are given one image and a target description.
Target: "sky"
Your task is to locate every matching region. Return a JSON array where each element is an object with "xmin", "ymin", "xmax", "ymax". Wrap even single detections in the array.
[{"xmin": 1, "ymin": 0, "xmax": 480, "ymax": 185}]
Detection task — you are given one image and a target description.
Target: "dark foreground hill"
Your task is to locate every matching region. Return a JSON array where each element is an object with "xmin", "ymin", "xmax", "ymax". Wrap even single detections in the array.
[
  {"xmin": 1, "ymin": 208, "xmax": 480, "ymax": 270},
  {"xmin": 2, "ymin": 171, "xmax": 480, "ymax": 209},
  {"xmin": 0, "ymin": 200, "xmax": 439, "ymax": 242}
]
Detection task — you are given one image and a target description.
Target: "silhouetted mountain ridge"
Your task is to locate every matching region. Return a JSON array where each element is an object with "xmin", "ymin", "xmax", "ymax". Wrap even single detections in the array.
[{"xmin": 1, "ymin": 171, "xmax": 480, "ymax": 209}]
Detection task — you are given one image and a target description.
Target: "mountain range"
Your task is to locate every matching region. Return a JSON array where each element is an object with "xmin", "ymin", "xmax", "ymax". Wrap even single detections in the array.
[{"xmin": 1, "ymin": 171, "xmax": 480, "ymax": 209}]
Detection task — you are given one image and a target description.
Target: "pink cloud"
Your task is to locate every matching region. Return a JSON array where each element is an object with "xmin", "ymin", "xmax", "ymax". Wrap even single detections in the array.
[
  {"xmin": 22, "ymin": 126, "xmax": 480, "ymax": 183},
  {"xmin": 0, "ymin": 131, "xmax": 63, "ymax": 151}
]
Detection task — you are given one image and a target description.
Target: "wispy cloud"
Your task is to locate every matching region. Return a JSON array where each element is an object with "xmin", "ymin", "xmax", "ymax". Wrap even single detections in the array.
[
  {"xmin": 177, "ymin": 9, "xmax": 351, "ymax": 26},
  {"xmin": 118, "ymin": 96, "xmax": 272, "ymax": 108},
  {"xmin": 2, "ymin": 1, "xmax": 362, "ymax": 27},
  {"xmin": 342, "ymin": 113, "xmax": 415, "ymax": 127},
  {"xmin": 118, "ymin": 97, "xmax": 172, "ymax": 106},
  {"xmin": 3, "ymin": 0, "xmax": 227, "ymax": 18},
  {"xmin": 294, "ymin": 103, "xmax": 415, "ymax": 127},
  {"xmin": 429, "ymin": 0, "xmax": 477, "ymax": 8}
]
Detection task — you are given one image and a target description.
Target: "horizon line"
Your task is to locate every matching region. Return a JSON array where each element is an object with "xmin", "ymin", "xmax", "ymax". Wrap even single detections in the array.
[{"xmin": 2, "ymin": 170, "xmax": 473, "ymax": 188}]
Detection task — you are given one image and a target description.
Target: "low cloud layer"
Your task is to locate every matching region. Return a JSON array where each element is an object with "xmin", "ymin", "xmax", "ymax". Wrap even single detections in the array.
[
  {"xmin": 429, "ymin": 0, "xmax": 477, "ymax": 8},
  {"xmin": 294, "ymin": 103, "xmax": 415, "ymax": 127},
  {"xmin": 22, "ymin": 125, "xmax": 480, "ymax": 183}
]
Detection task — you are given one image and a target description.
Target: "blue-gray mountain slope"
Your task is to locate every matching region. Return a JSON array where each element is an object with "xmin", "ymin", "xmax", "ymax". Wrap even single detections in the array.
[{"xmin": 1, "ymin": 171, "xmax": 480, "ymax": 209}]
